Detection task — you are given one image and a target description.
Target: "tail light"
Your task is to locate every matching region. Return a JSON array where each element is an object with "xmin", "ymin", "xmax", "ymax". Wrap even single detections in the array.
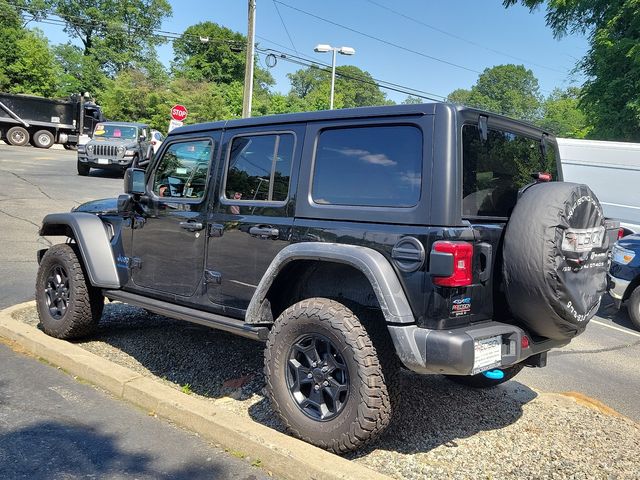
[
  {"xmin": 532, "ymin": 172, "xmax": 552, "ymax": 182},
  {"xmin": 151, "ymin": 140, "xmax": 157, "ymax": 145},
  {"xmin": 618, "ymin": 228, "xmax": 625, "ymax": 240},
  {"xmin": 432, "ymin": 241, "xmax": 473, "ymax": 287}
]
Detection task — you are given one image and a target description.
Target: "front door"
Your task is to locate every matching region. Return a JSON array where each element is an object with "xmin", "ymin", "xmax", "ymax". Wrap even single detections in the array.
[
  {"xmin": 130, "ymin": 133, "xmax": 220, "ymax": 299},
  {"xmin": 205, "ymin": 125, "xmax": 304, "ymax": 316}
]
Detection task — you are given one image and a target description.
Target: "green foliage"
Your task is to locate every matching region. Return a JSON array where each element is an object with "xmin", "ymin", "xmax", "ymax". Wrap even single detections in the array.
[
  {"xmin": 172, "ymin": 21, "xmax": 245, "ymax": 84},
  {"xmin": 52, "ymin": 43, "xmax": 107, "ymax": 96},
  {"xmin": 52, "ymin": 0, "xmax": 172, "ymax": 75},
  {"xmin": 504, "ymin": 0, "xmax": 640, "ymax": 140},
  {"xmin": 286, "ymin": 64, "xmax": 390, "ymax": 110},
  {"xmin": 540, "ymin": 87, "xmax": 591, "ymax": 138},
  {"xmin": 447, "ymin": 64, "xmax": 542, "ymax": 121},
  {"xmin": 0, "ymin": 1, "xmax": 59, "ymax": 96}
]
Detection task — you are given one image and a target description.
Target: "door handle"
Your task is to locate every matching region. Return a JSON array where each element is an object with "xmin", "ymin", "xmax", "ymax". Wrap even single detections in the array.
[
  {"xmin": 249, "ymin": 226, "xmax": 279, "ymax": 238},
  {"xmin": 179, "ymin": 221, "xmax": 204, "ymax": 232}
]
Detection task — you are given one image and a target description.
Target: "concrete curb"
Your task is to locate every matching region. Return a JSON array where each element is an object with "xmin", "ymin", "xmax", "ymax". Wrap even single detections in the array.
[{"xmin": 0, "ymin": 302, "xmax": 391, "ymax": 480}]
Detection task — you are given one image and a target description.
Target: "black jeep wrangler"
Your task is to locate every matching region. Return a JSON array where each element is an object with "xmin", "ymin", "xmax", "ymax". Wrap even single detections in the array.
[{"xmin": 36, "ymin": 103, "xmax": 617, "ymax": 453}]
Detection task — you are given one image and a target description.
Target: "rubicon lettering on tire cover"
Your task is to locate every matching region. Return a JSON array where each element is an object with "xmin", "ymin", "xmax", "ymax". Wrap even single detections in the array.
[{"xmin": 562, "ymin": 227, "xmax": 605, "ymax": 253}]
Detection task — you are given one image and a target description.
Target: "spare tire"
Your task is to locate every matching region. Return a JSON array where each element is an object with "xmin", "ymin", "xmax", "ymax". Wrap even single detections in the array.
[{"xmin": 503, "ymin": 182, "xmax": 610, "ymax": 340}]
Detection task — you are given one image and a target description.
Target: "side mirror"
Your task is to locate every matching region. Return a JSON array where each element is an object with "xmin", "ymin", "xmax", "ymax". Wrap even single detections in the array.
[{"xmin": 124, "ymin": 168, "xmax": 146, "ymax": 195}]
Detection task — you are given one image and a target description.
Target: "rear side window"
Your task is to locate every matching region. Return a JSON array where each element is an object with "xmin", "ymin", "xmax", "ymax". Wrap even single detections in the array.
[
  {"xmin": 312, "ymin": 125, "xmax": 422, "ymax": 208},
  {"xmin": 462, "ymin": 125, "xmax": 558, "ymax": 218},
  {"xmin": 225, "ymin": 133, "xmax": 294, "ymax": 203}
]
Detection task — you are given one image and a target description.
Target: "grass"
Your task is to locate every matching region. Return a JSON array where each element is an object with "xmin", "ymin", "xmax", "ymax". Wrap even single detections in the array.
[{"xmin": 181, "ymin": 383, "xmax": 192, "ymax": 395}]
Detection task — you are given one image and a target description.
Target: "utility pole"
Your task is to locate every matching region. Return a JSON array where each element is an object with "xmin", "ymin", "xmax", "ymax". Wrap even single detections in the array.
[{"xmin": 242, "ymin": 0, "xmax": 256, "ymax": 118}]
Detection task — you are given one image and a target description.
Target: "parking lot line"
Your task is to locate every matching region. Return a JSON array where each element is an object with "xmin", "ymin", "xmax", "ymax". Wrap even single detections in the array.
[{"xmin": 591, "ymin": 319, "xmax": 640, "ymax": 338}]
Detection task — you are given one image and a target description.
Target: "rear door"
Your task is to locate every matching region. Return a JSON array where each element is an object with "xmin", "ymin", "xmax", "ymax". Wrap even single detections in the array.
[{"xmin": 204, "ymin": 124, "xmax": 304, "ymax": 317}]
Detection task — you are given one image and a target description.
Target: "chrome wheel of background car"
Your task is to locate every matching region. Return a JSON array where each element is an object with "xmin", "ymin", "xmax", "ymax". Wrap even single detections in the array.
[
  {"xmin": 45, "ymin": 265, "xmax": 70, "ymax": 319},
  {"xmin": 286, "ymin": 333, "xmax": 350, "ymax": 421}
]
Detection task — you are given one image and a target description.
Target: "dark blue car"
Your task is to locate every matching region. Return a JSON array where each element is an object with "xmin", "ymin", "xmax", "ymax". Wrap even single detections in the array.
[{"xmin": 608, "ymin": 234, "xmax": 640, "ymax": 330}]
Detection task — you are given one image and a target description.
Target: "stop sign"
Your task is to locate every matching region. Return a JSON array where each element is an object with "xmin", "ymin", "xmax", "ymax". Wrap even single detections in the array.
[{"xmin": 171, "ymin": 104, "xmax": 188, "ymax": 121}]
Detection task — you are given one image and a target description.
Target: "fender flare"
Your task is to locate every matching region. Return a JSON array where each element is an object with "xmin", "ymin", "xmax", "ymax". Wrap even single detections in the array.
[
  {"xmin": 245, "ymin": 242, "xmax": 415, "ymax": 324},
  {"xmin": 39, "ymin": 212, "xmax": 120, "ymax": 288}
]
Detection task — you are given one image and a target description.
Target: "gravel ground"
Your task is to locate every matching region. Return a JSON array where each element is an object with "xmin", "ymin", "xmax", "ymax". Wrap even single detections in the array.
[{"xmin": 16, "ymin": 303, "xmax": 640, "ymax": 479}]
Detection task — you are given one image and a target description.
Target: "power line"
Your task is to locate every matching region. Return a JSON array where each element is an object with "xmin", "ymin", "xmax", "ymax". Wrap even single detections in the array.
[
  {"xmin": 256, "ymin": 47, "xmax": 447, "ymax": 101},
  {"xmin": 363, "ymin": 0, "xmax": 568, "ymax": 75},
  {"xmin": 272, "ymin": 0, "xmax": 482, "ymax": 75},
  {"xmin": 271, "ymin": 0, "xmax": 298, "ymax": 54}
]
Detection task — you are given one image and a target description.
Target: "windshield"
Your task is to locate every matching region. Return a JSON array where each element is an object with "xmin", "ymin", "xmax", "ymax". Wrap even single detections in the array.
[{"xmin": 93, "ymin": 123, "xmax": 138, "ymax": 140}]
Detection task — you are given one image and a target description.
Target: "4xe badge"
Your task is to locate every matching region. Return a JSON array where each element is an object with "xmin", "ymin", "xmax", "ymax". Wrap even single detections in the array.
[{"xmin": 451, "ymin": 297, "xmax": 471, "ymax": 317}]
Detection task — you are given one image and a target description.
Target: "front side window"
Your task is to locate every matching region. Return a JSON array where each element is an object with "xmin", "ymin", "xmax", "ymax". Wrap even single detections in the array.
[
  {"xmin": 312, "ymin": 125, "xmax": 423, "ymax": 208},
  {"xmin": 462, "ymin": 125, "xmax": 558, "ymax": 217},
  {"xmin": 152, "ymin": 139, "xmax": 213, "ymax": 200},
  {"xmin": 224, "ymin": 133, "xmax": 294, "ymax": 203}
]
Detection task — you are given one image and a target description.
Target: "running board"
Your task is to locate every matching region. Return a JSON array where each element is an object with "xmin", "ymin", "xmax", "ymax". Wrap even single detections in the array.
[{"xmin": 103, "ymin": 290, "xmax": 269, "ymax": 341}]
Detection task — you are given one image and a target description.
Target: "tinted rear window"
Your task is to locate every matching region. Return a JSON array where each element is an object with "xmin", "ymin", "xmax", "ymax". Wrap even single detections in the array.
[
  {"xmin": 462, "ymin": 125, "xmax": 558, "ymax": 217},
  {"xmin": 312, "ymin": 125, "xmax": 422, "ymax": 207}
]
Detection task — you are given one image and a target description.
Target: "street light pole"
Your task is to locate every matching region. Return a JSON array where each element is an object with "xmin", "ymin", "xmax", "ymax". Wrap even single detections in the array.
[
  {"xmin": 329, "ymin": 48, "xmax": 337, "ymax": 110},
  {"xmin": 314, "ymin": 44, "xmax": 356, "ymax": 110}
]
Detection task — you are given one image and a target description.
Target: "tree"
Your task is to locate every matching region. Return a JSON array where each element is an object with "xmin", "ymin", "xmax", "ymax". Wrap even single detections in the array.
[
  {"xmin": 447, "ymin": 64, "xmax": 542, "ymax": 121},
  {"xmin": 504, "ymin": 0, "xmax": 640, "ymax": 140},
  {"xmin": 0, "ymin": 1, "xmax": 59, "ymax": 96},
  {"xmin": 51, "ymin": 0, "xmax": 172, "ymax": 75},
  {"xmin": 540, "ymin": 87, "xmax": 591, "ymax": 138},
  {"xmin": 287, "ymin": 65, "xmax": 390, "ymax": 110},
  {"xmin": 172, "ymin": 21, "xmax": 246, "ymax": 84},
  {"xmin": 52, "ymin": 43, "xmax": 107, "ymax": 96},
  {"xmin": 172, "ymin": 21, "xmax": 274, "ymax": 93}
]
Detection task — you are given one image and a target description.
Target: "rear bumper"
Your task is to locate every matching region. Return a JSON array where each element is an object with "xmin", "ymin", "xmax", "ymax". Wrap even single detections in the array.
[{"xmin": 388, "ymin": 321, "xmax": 569, "ymax": 376}]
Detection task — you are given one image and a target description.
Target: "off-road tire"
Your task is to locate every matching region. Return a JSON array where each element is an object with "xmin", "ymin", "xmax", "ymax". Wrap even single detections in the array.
[
  {"xmin": 445, "ymin": 363, "xmax": 525, "ymax": 388},
  {"xmin": 32, "ymin": 129, "xmax": 54, "ymax": 149},
  {"xmin": 7, "ymin": 126, "xmax": 29, "ymax": 146},
  {"xmin": 627, "ymin": 286, "xmax": 640, "ymax": 331},
  {"xmin": 264, "ymin": 298, "xmax": 392, "ymax": 454},
  {"xmin": 77, "ymin": 160, "xmax": 90, "ymax": 176},
  {"xmin": 36, "ymin": 244, "xmax": 104, "ymax": 339}
]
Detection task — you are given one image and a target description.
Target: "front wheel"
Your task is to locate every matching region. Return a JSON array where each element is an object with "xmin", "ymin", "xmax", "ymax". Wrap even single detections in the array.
[
  {"xmin": 444, "ymin": 363, "xmax": 525, "ymax": 388},
  {"xmin": 77, "ymin": 160, "xmax": 90, "ymax": 176},
  {"xmin": 264, "ymin": 298, "xmax": 392, "ymax": 454},
  {"xmin": 36, "ymin": 244, "xmax": 104, "ymax": 339},
  {"xmin": 627, "ymin": 286, "xmax": 640, "ymax": 331}
]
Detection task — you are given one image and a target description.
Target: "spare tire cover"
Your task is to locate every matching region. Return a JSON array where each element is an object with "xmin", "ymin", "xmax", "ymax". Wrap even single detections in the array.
[{"xmin": 503, "ymin": 182, "xmax": 610, "ymax": 340}]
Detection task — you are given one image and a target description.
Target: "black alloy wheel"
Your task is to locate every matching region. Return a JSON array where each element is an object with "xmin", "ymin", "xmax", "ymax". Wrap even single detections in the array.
[
  {"xmin": 44, "ymin": 264, "xmax": 70, "ymax": 319},
  {"xmin": 286, "ymin": 333, "xmax": 349, "ymax": 421}
]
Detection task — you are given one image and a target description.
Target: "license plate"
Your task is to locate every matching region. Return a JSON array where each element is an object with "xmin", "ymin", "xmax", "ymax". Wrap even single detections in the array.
[
  {"xmin": 472, "ymin": 336, "xmax": 502, "ymax": 374},
  {"xmin": 97, "ymin": 158, "xmax": 109, "ymax": 164}
]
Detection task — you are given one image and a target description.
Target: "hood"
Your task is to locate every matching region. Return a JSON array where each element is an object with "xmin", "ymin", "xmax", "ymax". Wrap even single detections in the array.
[
  {"xmin": 73, "ymin": 198, "xmax": 118, "ymax": 214},
  {"xmin": 617, "ymin": 234, "xmax": 640, "ymax": 252}
]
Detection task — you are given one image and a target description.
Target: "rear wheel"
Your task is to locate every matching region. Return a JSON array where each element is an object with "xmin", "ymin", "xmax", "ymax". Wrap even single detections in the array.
[
  {"xmin": 6, "ymin": 126, "xmax": 29, "ymax": 146},
  {"xmin": 35, "ymin": 244, "xmax": 104, "ymax": 339},
  {"xmin": 33, "ymin": 130, "xmax": 54, "ymax": 149},
  {"xmin": 77, "ymin": 160, "xmax": 90, "ymax": 176},
  {"xmin": 264, "ymin": 298, "xmax": 392, "ymax": 453},
  {"xmin": 627, "ymin": 286, "xmax": 640, "ymax": 331},
  {"xmin": 444, "ymin": 363, "xmax": 524, "ymax": 388}
]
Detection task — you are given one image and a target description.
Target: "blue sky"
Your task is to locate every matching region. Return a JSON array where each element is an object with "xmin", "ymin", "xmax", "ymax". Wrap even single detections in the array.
[{"xmin": 36, "ymin": 0, "xmax": 589, "ymax": 104}]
